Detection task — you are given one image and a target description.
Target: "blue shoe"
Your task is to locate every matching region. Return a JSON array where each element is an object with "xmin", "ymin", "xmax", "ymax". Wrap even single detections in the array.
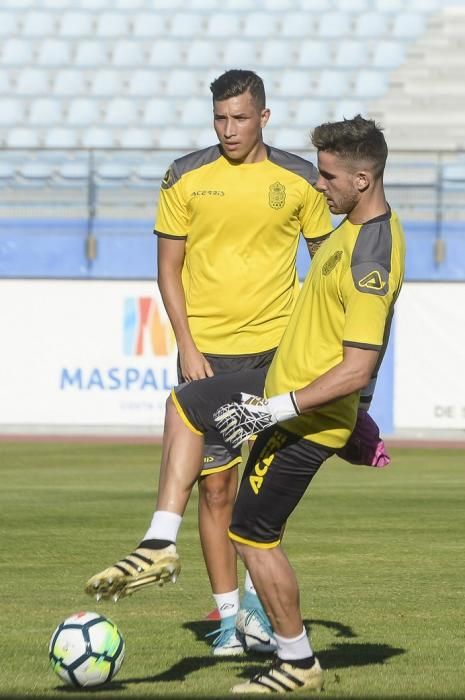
[
  {"xmin": 236, "ymin": 591, "xmax": 277, "ymax": 653},
  {"xmin": 206, "ymin": 613, "xmax": 245, "ymax": 656}
]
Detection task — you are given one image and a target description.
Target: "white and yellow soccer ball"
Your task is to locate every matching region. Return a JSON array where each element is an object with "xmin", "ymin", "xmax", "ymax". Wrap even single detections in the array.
[{"xmin": 49, "ymin": 611, "xmax": 125, "ymax": 687}]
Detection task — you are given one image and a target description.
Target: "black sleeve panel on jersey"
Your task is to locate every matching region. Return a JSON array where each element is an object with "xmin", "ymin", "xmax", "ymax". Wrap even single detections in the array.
[
  {"xmin": 267, "ymin": 145, "xmax": 319, "ymax": 185},
  {"xmin": 303, "ymin": 231, "xmax": 332, "ymax": 244},
  {"xmin": 350, "ymin": 218, "xmax": 392, "ymax": 297},
  {"xmin": 153, "ymin": 229, "xmax": 188, "ymax": 239},
  {"xmin": 161, "ymin": 145, "xmax": 222, "ymax": 190},
  {"xmin": 342, "ymin": 339, "xmax": 383, "ymax": 351}
]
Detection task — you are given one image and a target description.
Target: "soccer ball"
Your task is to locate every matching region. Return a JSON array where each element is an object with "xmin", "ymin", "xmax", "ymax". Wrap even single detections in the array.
[{"xmin": 49, "ymin": 611, "xmax": 125, "ymax": 687}]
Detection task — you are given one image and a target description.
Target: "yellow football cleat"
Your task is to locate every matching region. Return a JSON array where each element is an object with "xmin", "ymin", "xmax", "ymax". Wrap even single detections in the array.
[
  {"xmin": 231, "ymin": 657, "xmax": 324, "ymax": 694},
  {"xmin": 84, "ymin": 545, "xmax": 180, "ymax": 601}
]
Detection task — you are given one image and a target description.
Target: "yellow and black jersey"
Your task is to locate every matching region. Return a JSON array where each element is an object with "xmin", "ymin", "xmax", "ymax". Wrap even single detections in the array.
[
  {"xmin": 154, "ymin": 144, "xmax": 332, "ymax": 355},
  {"xmin": 265, "ymin": 208, "xmax": 406, "ymax": 449}
]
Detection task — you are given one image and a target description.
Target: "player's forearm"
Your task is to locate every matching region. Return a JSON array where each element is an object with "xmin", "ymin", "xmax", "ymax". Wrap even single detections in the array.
[
  {"xmin": 158, "ymin": 272, "xmax": 196, "ymax": 350},
  {"xmin": 293, "ymin": 350, "xmax": 379, "ymax": 415}
]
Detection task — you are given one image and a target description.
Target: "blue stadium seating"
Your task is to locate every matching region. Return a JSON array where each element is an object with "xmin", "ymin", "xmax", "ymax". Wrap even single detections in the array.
[{"xmin": 1, "ymin": 1, "xmax": 465, "ymax": 283}]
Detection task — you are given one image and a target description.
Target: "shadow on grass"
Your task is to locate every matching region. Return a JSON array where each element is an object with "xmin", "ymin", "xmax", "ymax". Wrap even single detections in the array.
[{"xmin": 92, "ymin": 617, "xmax": 405, "ymax": 691}]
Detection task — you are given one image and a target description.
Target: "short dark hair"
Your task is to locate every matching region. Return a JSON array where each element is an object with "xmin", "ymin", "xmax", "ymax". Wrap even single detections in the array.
[
  {"xmin": 311, "ymin": 114, "xmax": 388, "ymax": 178},
  {"xmin": 210, "ymin": 69, "xmax": 266, "ymax": 110}
]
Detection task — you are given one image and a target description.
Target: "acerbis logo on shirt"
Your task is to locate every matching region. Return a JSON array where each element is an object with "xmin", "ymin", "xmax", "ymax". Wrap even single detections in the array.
[{"xmin": 191, "ymin": 190, "xmax": 225, "ymax": 196}]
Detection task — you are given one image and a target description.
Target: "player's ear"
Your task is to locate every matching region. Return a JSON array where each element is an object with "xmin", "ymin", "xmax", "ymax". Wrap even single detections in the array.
[
  {"xmin": 355, "ymin": 170, "xmax": 370, "ymax": 192},
  {"xmin": 260, "ymin": 108, "xmax": 271, "ymax": 128}
]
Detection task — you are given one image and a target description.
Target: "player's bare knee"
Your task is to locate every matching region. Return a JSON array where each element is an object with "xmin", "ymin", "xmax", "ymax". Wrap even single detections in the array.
[{"xmin": 199, "ymin": 471, "xmax": 235, "ymax": 510}]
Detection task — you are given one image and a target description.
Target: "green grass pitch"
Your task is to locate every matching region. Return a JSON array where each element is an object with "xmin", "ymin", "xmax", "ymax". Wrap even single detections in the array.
[{"xmin": 1, "ymin": 441, "xmax": 464, "ymax": 699}]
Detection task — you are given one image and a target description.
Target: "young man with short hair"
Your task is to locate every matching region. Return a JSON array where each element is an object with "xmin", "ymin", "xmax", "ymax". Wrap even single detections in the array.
[
  {"xmin": 154, "ymin": 68, "xmax": 332, "ymax": 654},
  {"xmin": 86, "ymin": 115, "xmax": 405, "ymax": 693}
]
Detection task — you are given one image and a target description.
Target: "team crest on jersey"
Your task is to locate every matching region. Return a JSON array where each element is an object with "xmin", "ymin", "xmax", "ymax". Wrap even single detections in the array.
[
  {"xmin": 161, "ymin": 168, "xmax": 173, "ymax": 190},
  {"xmin": 322, "ymin": 250, "xmax": 342, "ymax": 275},
  {"xmin": 269, "ymin": 182, "xmax": 286, "ymax": 209}
]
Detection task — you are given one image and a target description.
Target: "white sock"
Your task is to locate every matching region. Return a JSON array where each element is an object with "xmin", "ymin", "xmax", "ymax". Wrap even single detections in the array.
[
  {"xmin": 244, "ymin": 570, "xmax": 256, "ymax": 595},
  {"xmin": 213, "ymin": 589, "xmax": 240, "ymax": 619},
  {"xmin": 142, "ymin": 510, "xmax": 182, "ymax": 543},
  {"xmin": 274, "ymin": 627, "xmax": 313, "ymax": 661}
]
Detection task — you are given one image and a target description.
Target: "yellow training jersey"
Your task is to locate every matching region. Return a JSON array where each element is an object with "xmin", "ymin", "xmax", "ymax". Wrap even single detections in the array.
[
  {"xmin": 154, "ymin": 144, "xmax": 332, "ymax": 355},
  {"xmin": 265, "ymin": 209, "xmax": 406, "ymax": 449}
]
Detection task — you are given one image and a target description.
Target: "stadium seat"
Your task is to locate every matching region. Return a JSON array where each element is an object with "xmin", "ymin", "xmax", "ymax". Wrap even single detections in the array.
[
  {"xmin": 0, "ymin": 160, "xmax": 16, "ymax": 183},
  {"xmin": 267, "ymin": 100, "xmax": 292, "ymax": 127},
  {"xmin": 21, "ymin": 11, "xmax": 56, "ymax": 36},
  {"xmin": 52, "ymin": 70, "xmax": 87, "ymax": 96},
  {"xmin": 115, "ymin": 0, "xmax": 147, "ymax": 7},
  {"xmin": 44, "ymin": 128, "xmax": 79, "ymax": 148},
  {"xmin": 206, "ymin": 13, "xmax": 242, "ymax": 37},
  {"xmin": 119, "ymin": 128, "xmax": 155, "ymax": 149},
  {"xmin": 293, "ymin": 99, "xmax": 330, "ymax": 127},
  {"xmin": 132, "ymin": 13, "xmax": 166, "ymax": 37},
  {"xmin": 295, "ymin": 40, "xmax": 328, "ymax": 68},
  {"xmin": 74, "ymin": 41, "xmax": 108, "ymax": 66},
  {"xmin": 223, "ymin": 0, "xmax": 257, "ymax": 8},
  {"xmin": 164, "ymin": 70, "xmax": 201, "ymax": 97},
  {"xmin": 269, "ymin": 127, "xmax": 309, "ymax": 150},
  {"xmin": 81, "ymin": 127, "xmax": 116, "ymax": 148},
  {"xmin": 263, "ymin": 0, "xmax": 298, "ymax": 8},
  {"xmin": 134, "ymin": 161, "xmax": 165, "ymax": 183},
  {"xmin": 222, "ymin": 40, "xmax": 257, "ymax": 68},
  {"xmin": 353, "ymin": 70, "xmax": 389, "ymax": 98},
  {"xmin": 112, "ymin": 41, "xmax": 145, "ymax": 67},
  {"xmin": 96, "ymin": 161, "xmax": 131, "ymax": 181},
  {"xmin": 371, "ymin": 41, "xmax": 406, "ymax": 68},
  {"xmin": 66, "ymin": 98, "xmax": 101, "ymax": 126},
  {"xmin": 274, "ymin": 69, "xmax": 316, "ymax": 98},
  {"xmin": 0, "ymin": 11, "xmax": 20, "ymax": 36},
  {"xmin": 0, "ymin": 70, "xmax": 11, "ymax": 92},
  {"xmin": 18, "ymin": 160, "xmax": 54, "ymax": 183},
  {"xmin": 15, "ymin": 69, "xmax": 50, "ymax": 95},
  {"xmin": 169, "ymin": 13, "xmax": 205, "ymax": 37},
  {"xmin": 6, "ymin": 128, "xmax": 40, "ymax": 148},
  {"xmin": 333, "ymin": 40, "xmax": 369, "ymax": 67},
  {"xmin": 36, "ymin": 39, "xmax": 72, "ymax": 66},
  {"xmin": 191, "ymin": 127, "xmax": 215, "ymax": 149},
  {"xmin": 143, "ymin": 97, "xmax": 177, "ymax": 126},
  {"xmin": 0, "ymin": 98, "xmax": 25, "ymax": 126},
  {"xmin": 127, "ymin": 71, "xmax": 163, "ymax": 97},
  {"xmin": 391, "ymin": 13, "xmax": 426, "ymax": 38},
  {"xmin": 374, "ymin": 0, "xmax": 413, "ymax": 11},
  {"xmin": 103, "ymin": 98, "xmax": 138, "ymax": 126},
  {"xmin": 257, "ymin": 40, "xmax": 295, "ymax": 68},
  {"xmin": 29, "ymin": 98, "xmax": 63, "ymax": 125},
  {"xmin": 0, "ymin": 39, "xmax": 34, "ymax": 65},
  {"xmin": 148, "ymin": 40, "xmax": 183, "ymax": 67},
  {"xmin": 179, "ymin": 98, "xmax": 212, "ymax": 127},
  {"xmin": 58, "ymin": 11, "xmax": 94, "ymax": 37},
  {"xmin": 316, "ymin": 12, "xmax": 353, "ymax": 38},
  {"xmin": 333, "ymin": 0, "xmax": 371, "ymax": 10},
  {"xmin": 89, "ymin": 70, "xmax": 124, "ymax": 97},
  {"xmin": 79, "ymin": 0, "xmax": 109, "ymax": 7},
  {"xmin": 405, "ymin": 0, "xmax": 443, "ymax": 10},
  {"xmin": 313, "ymin": 69, "xmax": 351, "ymax": 98},
  {"xmin": 95, "ymin": 12, "xmax": 130, "ymax": 37},
  {"xmin": 353, "ymin": 13, "xmax": 389, "ymax": 37},
  {"xmin": 442, "ymin": 164, "xmax": 465, "ymax": 186},
  {"xmin": 280, "ymin": 12, "xmax": 317, "ymax": 37},
  {"xmin": 57, "ymin": 160, "xmax": 89, "ymax": 181},
  {"xmin": 331, "ymin": 100, "xmax": 366, "ymax": 121},
  {"xmin": 157, "ymin": 127, "xmax": 194, "ymax": 149},
  {"xmin": 242, "ymin": 12, "xmax": 280, "ymax": 37},
  {"xmin": 185, "ymin": 40, "xmax": 220, "ymax": 67}
]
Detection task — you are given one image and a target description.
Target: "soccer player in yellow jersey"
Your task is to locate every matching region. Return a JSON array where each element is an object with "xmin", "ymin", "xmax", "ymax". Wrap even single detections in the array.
[
  {"xmin": 153, "ymin": 69, "xmax": 332, "ymax": 654},
  {"xmin": 85, "ymin": 115, "xmax": 405, "ymax": 693}
]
